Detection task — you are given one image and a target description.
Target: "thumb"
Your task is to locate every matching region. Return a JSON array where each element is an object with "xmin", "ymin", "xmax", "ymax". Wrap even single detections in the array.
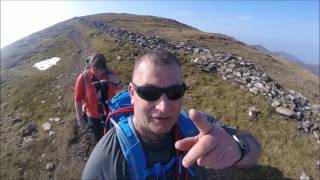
[{"xmin": 189, "ymin": 109, "xmax": 213, "ymax": 134}]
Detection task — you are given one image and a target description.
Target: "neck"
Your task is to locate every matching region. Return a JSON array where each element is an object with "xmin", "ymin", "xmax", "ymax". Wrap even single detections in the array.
[{"xmin": 132, "ymin": 116, "xmax": 167, "ymax": 143}]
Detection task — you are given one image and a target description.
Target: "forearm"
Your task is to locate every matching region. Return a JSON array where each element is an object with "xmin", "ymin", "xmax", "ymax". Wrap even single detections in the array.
[
  {"xmin": 203, "ymin": 113, "xmax": 261, "ymax": 167},
  {"xmin": 75, "ymin": 101, "xmax": 83, "ymax": 120}
]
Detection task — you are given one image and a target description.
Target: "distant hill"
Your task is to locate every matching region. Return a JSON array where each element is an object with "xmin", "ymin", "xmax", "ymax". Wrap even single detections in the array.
[
  {"xmin": 251, "ymin": 44, "xmax": 319, "ymax": 76},
  {"xmin": 251, "ymin": 44, "xmax": 270, "ymax": 53}
]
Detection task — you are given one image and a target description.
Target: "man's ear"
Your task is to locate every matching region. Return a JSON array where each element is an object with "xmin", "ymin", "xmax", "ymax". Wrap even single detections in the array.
[{"xmin": 128, "ymin": 83, "xmax": 134, "ymax": 105}]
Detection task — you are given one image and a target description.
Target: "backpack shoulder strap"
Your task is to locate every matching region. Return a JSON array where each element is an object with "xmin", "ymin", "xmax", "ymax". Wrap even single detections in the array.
[
  {"xmin": 83, "ymin": 70, "xmax": 89, "ymax": 86},
  {"xmin": 83, "ymin": 56, "xmax": 91, "ymax": 86},
  {"xmin": 112, "ymin": 116, "xmax": 178, "ymax": 180},
  {"xmin": 112, "ymin": 117, "xmax": 147, "ymax": 180}
]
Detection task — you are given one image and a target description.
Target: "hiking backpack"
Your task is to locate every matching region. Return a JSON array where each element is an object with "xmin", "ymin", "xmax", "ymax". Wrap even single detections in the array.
[{"xmin": 106, "ymin": 89, "xmax": 199, "ymax": 180}]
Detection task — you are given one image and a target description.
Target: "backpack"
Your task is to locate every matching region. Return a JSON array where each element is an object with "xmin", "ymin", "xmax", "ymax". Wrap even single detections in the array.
[{"xmin": 106, "ymin": 89, "xmax": 199, "ymax": 180}]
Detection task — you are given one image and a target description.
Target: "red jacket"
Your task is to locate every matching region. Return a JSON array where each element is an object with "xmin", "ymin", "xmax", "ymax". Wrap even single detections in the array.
[{"xmin": 75, "ymin": 68, "xmax": 117, "ymax": 118}]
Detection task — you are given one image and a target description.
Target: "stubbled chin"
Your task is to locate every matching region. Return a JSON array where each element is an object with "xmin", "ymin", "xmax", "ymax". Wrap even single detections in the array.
[{"xmin": 150, "ymin": 119, "xmax": 174, "ymax": 134}]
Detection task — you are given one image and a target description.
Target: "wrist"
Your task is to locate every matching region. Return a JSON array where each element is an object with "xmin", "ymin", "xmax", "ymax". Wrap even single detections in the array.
[
  {"xmin": 232, "ymin": 134, "xmax": 261, "ymax": 167},
  {"xmin": 232, "ymin": 134, "xmax": 248, "ymax": 165}
]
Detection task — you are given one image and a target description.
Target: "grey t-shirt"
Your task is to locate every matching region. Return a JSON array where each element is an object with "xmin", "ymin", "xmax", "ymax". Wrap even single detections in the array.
[{"xmin": 82, "ymin": 126, "xmax": 206, "ymax": 180}]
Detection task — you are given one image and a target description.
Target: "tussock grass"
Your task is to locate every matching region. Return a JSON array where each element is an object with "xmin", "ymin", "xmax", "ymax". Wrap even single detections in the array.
[{"xmin": 181, "ymin": 59, "xmax": 319, "ymax": 179}]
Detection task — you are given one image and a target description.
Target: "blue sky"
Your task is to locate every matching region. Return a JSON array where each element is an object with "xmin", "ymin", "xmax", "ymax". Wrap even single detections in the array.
[{"xmin": 1, "ymin": 1, "xmax": 319, "ymax": 64}]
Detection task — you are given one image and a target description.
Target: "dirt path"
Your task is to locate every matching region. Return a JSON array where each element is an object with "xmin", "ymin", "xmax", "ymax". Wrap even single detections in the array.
[{"xmin": 53, "ymin": 24, "xmax": 98, "ymax": 179}]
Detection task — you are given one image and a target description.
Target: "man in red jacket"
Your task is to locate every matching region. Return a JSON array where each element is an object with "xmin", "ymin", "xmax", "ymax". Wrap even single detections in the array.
[{"xmin": 75, "ymin": 53, "xmax": 121, "ymax": 142}]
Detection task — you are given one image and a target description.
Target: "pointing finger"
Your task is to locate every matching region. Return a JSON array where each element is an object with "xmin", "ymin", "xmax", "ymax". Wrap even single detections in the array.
[{"xmin": 189, "ymin": 109, "xmax": 214, "ymax": 134}]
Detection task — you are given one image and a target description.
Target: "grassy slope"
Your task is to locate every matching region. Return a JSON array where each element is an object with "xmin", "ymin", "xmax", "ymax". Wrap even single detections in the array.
[
  {"xmin": 84, "ymin": 13, "xmax": 319, "ymax": 104},
  {"xmin": 1, "ymin": 14, "xmax": 319, "ymax": 179}
]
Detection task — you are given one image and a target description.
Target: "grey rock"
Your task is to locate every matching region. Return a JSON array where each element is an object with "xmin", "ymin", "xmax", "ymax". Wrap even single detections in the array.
[
  {"xmin": 302, "ymin": 119, "xmax": 312, "ymax": 129},
  {"xmin": 222, "ymin": 76, "xmax": 228, "ymax": 81},
  {"xmin": 312, "ymin": 130, "xmax": 319, "ymax": 139},
  {"xmin": 248, "ymin": 106, "xmax": 259, "ymax": 121},
  {"xmin": 192, "ymin": 58, "xmax": 199, "ymax": 64},
  {"xmin": 42, "ymin": 122, "xmax": 52, "ymax": 132},
  {"xmin": 234, "ymin": 72, "xmax": 242, "ymax": 77},
  {"xmin": 249, "ymin": 87, "xmax": 259, "ymax": 94},
  {"xmin": 271, "ymin": 100, "xmax": 281, "ymax": 107},
  {"xmin": 242, "ymin": 72, "xmax": 251, "ymax": 77},
  {"xmin": 23, "ymin": 136, "xmax": 33, "ymax": 145},
  {"xmin": 275, "ymin": 107, "xmax": 294, "ymax": 117},
  {"xmin": 22, "ymin": 124, "xmax": 37, "ymax": 137},
  {"xmin": 225, "ymin": 68, "xmax": 233, "ymax": 74},
  {"xmin": 293, "ymin": 112, "xmax": 302, "ymax": 120},
  {"xmin": 226, "ymin": 74, "xmax": 234, "ymax": 79},
  {"xmin": 49, "ymin": 131, "xmax": 56, "ymax": 136},
  {"xmin": 227, "ymin": 63, "xmax": 236, "ymax": 69},
  {"xmin": 254, "ymin": 82, "xmax": 264, "ymax": 89},
  {"xmin": 299, "ymin": 171, "xmax": 309, "ymax": 180},
  {"xmin": 46, "ymin": 162, "xmax": 55, "ymax": 172}
]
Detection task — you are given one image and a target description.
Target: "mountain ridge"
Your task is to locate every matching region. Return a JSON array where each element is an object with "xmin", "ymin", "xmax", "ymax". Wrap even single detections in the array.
[{"xmin": 251, "ymin": 44, "xmax": 319, "ymax": 76}]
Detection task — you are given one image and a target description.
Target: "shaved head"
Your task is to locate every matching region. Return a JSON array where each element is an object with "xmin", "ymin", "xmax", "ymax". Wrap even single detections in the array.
[{"xmin": 132, "ymin": 49, "xmax": 181, "ymax": 81}]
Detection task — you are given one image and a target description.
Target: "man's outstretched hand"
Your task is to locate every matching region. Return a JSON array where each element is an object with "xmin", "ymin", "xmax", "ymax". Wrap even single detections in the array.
[{"xmin": 175, "ymin": 109, "xmax": 241, "ymax": 169}]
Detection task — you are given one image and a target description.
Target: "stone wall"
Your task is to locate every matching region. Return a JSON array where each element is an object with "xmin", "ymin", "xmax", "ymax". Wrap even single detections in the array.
[{"xmin": 79, "ymin": 17, "xmax": 320, "ymax": 142}]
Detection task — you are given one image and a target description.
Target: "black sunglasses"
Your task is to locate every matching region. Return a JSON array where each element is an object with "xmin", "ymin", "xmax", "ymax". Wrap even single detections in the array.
[{"xmin": 131, "ymin": 82, "xmax": 187, "ymax": 101}]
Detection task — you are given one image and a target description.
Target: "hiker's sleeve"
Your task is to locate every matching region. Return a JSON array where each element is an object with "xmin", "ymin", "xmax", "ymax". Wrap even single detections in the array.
[
  {"xmin": 82, "ymin": 128, "xmax": 130, "ymax": 180},
  {"xmin": 203, "ymin": 113, "xmax": 261, "ymax": 168},
  {"xmin": 202, "ymin": 112, "xmax": 226, "ymax": 127},
  {"xmin": 75, "ymin": 74, "xmax": 85, "ymax": 102}
]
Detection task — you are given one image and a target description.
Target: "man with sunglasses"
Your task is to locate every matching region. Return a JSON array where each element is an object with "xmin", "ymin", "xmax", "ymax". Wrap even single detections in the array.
[{"xmin": 82, "ymin": 49, "xmax": 261, "ymax": 180}]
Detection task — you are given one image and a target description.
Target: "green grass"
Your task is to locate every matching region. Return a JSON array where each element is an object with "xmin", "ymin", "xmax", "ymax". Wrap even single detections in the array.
[{"xmin": 180, "ymin": 58, "xmax": 319, "ymax": 179}]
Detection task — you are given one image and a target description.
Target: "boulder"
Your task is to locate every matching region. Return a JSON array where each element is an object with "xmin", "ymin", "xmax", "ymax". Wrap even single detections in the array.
[
  {"xmin": 42, "ymin": 122, "xmax": 51, "ymax": 132},
  {"xmin": 275, "ymin": 107, "xmax": 294, "ymax": 117}
]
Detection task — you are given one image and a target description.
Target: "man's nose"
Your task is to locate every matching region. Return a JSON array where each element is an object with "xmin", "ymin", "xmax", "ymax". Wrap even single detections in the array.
[{"xmin": 155, "ymin": 94, "xmax": 170, "ymax": 111}]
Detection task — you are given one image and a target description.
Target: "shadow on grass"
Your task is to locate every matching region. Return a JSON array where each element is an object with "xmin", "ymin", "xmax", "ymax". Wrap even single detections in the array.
[{"xmin": 206, "ymin": 165, "xmax": 297, "ymax": 180}]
